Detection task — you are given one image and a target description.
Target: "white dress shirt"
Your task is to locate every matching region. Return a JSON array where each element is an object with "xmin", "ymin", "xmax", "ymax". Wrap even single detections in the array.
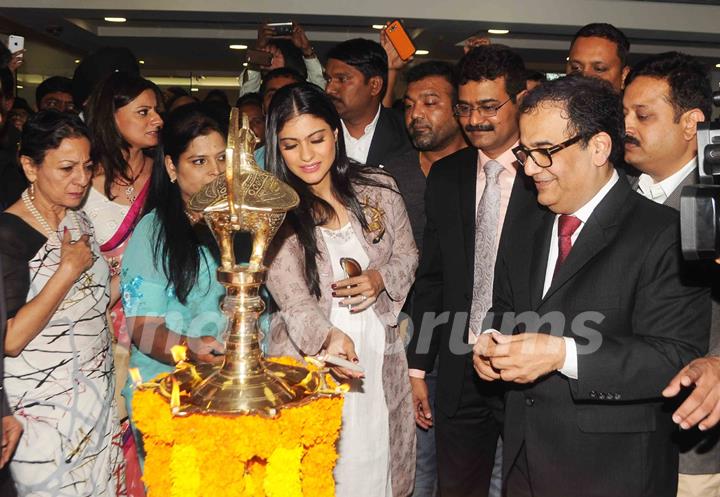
[
  {"xmin": 542, "ymin": 170, "xmax": 619, "ymax": 379},
  {"xmin": 342, "ymin": 105, "xmax": 382, "ymax": 164},
  {"xmin": 636, "ymin": 157, "xmax": 696, "ymax": 204}
]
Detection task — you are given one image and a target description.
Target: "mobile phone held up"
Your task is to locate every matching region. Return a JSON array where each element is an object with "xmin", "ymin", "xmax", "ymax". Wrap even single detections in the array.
[
  {"xmin": 8, "ymin": 35, "xmax": 24, "ymax": 54},
  {"xmin": 384, "ymin": 20, "xmax": 416, "ymax": 61},
  {"xmin": 246, "ymin": 48, "xmax": 274, "ymax": 67},
  {"xmin": 267, "ymin": 22, "xmax": 293, "ymax": 37}
]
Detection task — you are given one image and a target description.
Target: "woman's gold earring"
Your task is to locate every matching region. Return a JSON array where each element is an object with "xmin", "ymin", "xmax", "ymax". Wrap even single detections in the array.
[{"xmin": 29, "ymin": 182, "xmax": 35, "ymax": 201}]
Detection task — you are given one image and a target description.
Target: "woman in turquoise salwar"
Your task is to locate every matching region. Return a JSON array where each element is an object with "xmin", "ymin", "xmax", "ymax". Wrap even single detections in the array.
[{"xmin": 120, "ymin": 105, "xmax": 229, "ymax": 464}]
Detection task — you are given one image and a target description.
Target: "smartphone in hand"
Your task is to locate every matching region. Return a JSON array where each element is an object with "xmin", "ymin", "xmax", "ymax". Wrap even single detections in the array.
[
  {"xmin": 246, "ymin": 48, "xmax": 274, "ymax": 67},
  {"xmin": 8, "ymin": 35, "xmax": 24, "ymax": 54},
  {"xmin": 267, "ymin": 22, "xmax": 293, "ymax": 37},
  {"xmin": 384, "ymin": 20, "xmax": 416, "ymax": 61}
]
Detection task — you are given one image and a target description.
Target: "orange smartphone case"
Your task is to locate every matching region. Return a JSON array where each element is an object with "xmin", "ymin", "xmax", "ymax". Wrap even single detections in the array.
[{"xmin": 385, "ymin": 20, "xmax": 416, "ymax": 61}]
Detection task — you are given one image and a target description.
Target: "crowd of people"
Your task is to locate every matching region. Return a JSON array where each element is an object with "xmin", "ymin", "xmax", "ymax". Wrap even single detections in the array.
[{"xmin": 0, "ymin": 18, "xmax": 718, "ymax": 497}]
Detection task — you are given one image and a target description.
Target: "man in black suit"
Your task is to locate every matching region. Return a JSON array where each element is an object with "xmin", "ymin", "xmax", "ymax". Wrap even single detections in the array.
[
  {"xmin": 325, "ymin": 38, "xmax": 411, "ymax": 166},
  {"xmin": 382, "ymin": 60, "xmax": 467, "ymax": 497},
  {"xmin": 407, "ymin": 45, "xmax": 528, "ymax": 497},
  {"xmin": 474, "ymin": 75, "xmax": 710, "ymax": 497},
  {"xmin": 623, "ymin": 51, "xmax": 720, "ymax": 496}
]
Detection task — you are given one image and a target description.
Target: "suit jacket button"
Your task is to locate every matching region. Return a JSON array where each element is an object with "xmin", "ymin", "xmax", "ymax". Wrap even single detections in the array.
[
  {"xmin": 525, "ymin": 397, "xmax": 534, "ymax": 407},
  {"xmin": 590, "ymin": 390, "xmax": 597, "ymax": 399}
]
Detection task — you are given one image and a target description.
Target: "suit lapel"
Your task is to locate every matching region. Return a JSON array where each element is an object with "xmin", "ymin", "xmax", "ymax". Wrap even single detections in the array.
[
  {"xmin": 538, "ymin": 177, "xmax": 631, "ymax": 306},
  {"xmin": 529, "ymin": 211, "xmax": 554, "ymax": 309},
  {"xmin": 366, "ymin": 108, "xmax": 389, "ymax": 166},
  {"xmin": 460, "ymin": 149, "xmax": 479, "ymax": 290},
  {"xmin": 664, "ymin": 169, "xmax": 699, "ymax": 211}
]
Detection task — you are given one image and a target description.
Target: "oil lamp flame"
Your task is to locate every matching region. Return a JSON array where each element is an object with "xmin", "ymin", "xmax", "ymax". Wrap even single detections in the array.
[
  {"xmin": 171, "ymin": 377, "xmax": 181, "ymax": 414},
  {"xmin": 171, "ymin": 345, "xmax": 187, "ymax": 364},
  {"xmin": 129, "ymin": 368, "xmax": 142, "ymax": 387}
]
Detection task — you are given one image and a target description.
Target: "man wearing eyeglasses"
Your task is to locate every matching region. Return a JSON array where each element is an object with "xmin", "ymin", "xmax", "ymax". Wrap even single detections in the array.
[
  {"xmin": 407, "ymin": 44, "xmax": 529, "ymax": 497},
  {"xmin": 35, "ymin": 76, "xmax": 76, "ymax": 114},
  {"xmin": 473, "ymin": 74, "xmax": 710, "ymax": 497}
]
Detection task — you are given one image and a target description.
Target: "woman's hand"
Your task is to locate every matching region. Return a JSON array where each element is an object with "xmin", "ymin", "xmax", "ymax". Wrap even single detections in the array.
[
  {"xmin": 322, "ymin": 328, "xmax": 364, "ymax": 379},
  {"xmin": 332, "ymin": 269, "xmax": 385, "ymax": 312},
  {"xmin": 58, "ymin": 228, "xmax": 94, "ymax": 281},
  {"xmin": 186, "ymin": 336, "xmax": 225, "ymax": 365},
  {"xmin": 0, "ymin": 415, "xmax": 22, "ymax": 468}
]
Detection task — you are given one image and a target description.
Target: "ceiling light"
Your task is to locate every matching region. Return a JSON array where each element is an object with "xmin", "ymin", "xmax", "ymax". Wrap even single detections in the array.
[
  {"xmin": 372, "ymin": 24, "xmax": 385, "ymax": 30},
  {"xmin": 139, "ymin": 59, "xmax": 145, "ymax": 64},
  {"xmin": 104, "ymin": 17, "xmax": 127, "ymax": 23},
  {"xmin": 191, "ymin": 87, "xmax": 199, "ymax": 92},
  {"xmin": 716, "ymin": 63, "xmax": 720, "ymax": 68},
  {"xmin": 566, "ymin": 57, "xmax": 570, "ymax": 61},
  {"xmin": 242, "ymin": 62, "xmax": 248, "ymax": 67},
  {"xmin": 488, "ymin": 29, "xmax": 510, "ymax": 35},
  {"xmin": 229, "ymin": 44, "xmax": 248, "ymax": 50},
  {"xmin": 74, "ymin": 59, "xmax": 80, "ymax": 64},
  {"xmin": 16, "ymin": 85, "xmax": 23, "ymax": 89},
  {"xmin": 415, "ymin": 50, "xmax": 430, "ymax": 55}
]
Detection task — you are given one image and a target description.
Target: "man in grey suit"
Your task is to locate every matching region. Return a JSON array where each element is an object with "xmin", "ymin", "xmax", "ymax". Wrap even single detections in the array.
[{"xmin": 623, "ymin": 51, "xmax": 720, "ymax": 497}]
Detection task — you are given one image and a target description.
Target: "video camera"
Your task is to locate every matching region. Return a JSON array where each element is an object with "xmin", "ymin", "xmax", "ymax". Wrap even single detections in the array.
[{"xmin": 680, "ymin": 90, "xmax": 720, "ymax": 260}]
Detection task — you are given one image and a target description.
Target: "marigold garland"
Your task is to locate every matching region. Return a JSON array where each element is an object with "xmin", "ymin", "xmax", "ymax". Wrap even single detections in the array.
[{"xmin": 132, "ymin": 357, "xmax": 343, "ymax": 497}]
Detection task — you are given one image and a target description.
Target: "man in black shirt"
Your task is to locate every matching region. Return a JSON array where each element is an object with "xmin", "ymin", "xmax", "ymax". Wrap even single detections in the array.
[{"xmin": 383, "ymin": 61, "xmax": 466, "ymax": 497}]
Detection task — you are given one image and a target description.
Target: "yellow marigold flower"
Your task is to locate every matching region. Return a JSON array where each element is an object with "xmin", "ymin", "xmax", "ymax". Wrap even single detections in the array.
[
  {"xmin": 133, "ymin": 378, "xmax": 343, "ymax": 496},
  {"xmin": 170, "ymin": 444, "xmax": 200, "ymax": 497},
  {"xmin": 265, "ymin": 446, "xmax": 303, "ymax": 497}
]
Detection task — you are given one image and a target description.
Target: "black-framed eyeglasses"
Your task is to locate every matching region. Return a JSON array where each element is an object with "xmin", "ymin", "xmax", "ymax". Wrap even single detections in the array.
[
  {"xmin": 453, "ymin": 96, "xmax": 514, "ymax": 118},
  {"xmin": 512, "ymin": 135, "xmax": 583, "ymax": 168}
]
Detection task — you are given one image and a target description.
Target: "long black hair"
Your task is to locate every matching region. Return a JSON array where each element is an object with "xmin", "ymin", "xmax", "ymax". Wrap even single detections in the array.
[
  {"xmin": 85, "ymin": 71, "xmax": 163, "ymax": 200},
  {"xmin": 266, "ymin": 83, "xmax": 394, "ymax": 298},
  {"xmin": 144, "ymin": 104, "xmax": 223, "ymax": 304}
]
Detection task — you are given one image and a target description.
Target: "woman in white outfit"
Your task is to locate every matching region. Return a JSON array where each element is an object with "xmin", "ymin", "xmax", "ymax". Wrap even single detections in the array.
[
  {"xmin": 0, "ymin": 111, "xmax": 124, "ymax": 496},
  {"xmin": 265, "ymin": 83, "xmax": 418, "ymax": 497}
]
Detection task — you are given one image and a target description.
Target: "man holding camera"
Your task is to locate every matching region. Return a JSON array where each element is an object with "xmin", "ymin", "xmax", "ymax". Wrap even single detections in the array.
[{"xmin": 623, "ymin": 51, "xmax": 720, "ymax": 497}]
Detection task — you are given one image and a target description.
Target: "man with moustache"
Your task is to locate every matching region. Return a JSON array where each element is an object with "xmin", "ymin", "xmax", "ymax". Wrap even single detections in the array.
[
  {"xmin": 566, "ymin": 23, "xmax": 631, "ymax": 91},
  {"xmin": 622, "ymin": 51, "xmax": 719, "ymax": 497},
  {"xmin": 325, "ymin": 38, "xmax": 412, "ymax": 165},
  {"xmin": 383, "ymin": 61, "xmax": 467, "ymax": 252},
  {"xmin": 407, "ymin": 45, "xmax": 528, "ymax": 497},
  {"xmin": 382, "ymin": 61, "xmax": 467, "ymax": 497},
  {"xmin": 475, "ymin": 74, "xmax": 709, "ymax": 497}
]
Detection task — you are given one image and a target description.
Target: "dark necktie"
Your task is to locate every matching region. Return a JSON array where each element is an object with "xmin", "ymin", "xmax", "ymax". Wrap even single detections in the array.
[{"xmin": 553, "ymin": 214, "xmax": 582, "ymax": 278}]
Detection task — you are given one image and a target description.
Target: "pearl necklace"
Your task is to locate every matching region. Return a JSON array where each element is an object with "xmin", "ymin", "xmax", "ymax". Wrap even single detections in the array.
[{"xmin": 22, "ymin": 188, "xmax": 79, "ymax": 241}]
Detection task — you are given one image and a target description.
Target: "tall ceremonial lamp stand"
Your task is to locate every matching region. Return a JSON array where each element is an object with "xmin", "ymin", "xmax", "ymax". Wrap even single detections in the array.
[
  {"xmin": 136, "ymin": 109, "xmax": 343, "ymax": 414},
  {"xmin": 130, "ymin": 110, "xmax": 344, "ymax": 497}
]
